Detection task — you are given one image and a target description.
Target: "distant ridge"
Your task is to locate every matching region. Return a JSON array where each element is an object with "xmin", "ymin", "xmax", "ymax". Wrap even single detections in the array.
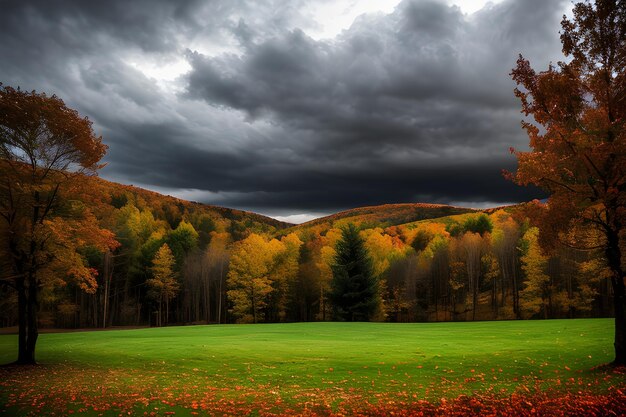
[
  {"xmin": 86, "ymin": 176, "xmax": 294, "ymax": 229},
  {"xmin": 283, "ymin": 203, "xmax": 477, "ymax": 233},
  {"xmin": 88, "ymin": 176, "xmax": 517, "ymax": 233}
]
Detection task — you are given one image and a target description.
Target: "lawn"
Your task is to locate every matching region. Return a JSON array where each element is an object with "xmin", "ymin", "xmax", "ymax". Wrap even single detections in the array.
[{"xmin": 1, "ymin": 319, "xmax": 625, "ymax": 416}]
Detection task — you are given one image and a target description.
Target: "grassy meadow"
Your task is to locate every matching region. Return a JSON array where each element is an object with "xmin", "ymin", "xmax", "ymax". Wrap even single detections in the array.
[{"xmin": 1, "ymin": 319, "xmax": 625, "ymax": 416}]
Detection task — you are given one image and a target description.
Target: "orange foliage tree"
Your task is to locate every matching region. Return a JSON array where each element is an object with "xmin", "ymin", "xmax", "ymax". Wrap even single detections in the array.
[
  {"xmin": 0, "ymin": 85, "xmax": 117, "ymax": 364},
  {"xmin": 509, "ymin": 0, "xmax": 625, "ymax": 364}
]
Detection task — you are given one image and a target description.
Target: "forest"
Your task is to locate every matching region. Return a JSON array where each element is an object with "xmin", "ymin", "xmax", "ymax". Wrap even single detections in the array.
[{"xmin": 0, "ymin": 175, "xmax": 614, "ymax": 329}]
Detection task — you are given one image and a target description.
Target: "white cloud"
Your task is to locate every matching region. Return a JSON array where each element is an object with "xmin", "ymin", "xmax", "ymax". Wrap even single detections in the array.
[
  {"xmin": 303, "ymin": 0, "xmax": 403, "ymax": 40},
  {"xmin": 127, "ymin": 57, "xmax": 191, "ymax": 90},
  {"xmin": 272, "ymin": 213, "xmax": 329, "ymax": 224},
  {"xmin": 304, "ymin": 0, "xmax": 508, "ymax": 40}
]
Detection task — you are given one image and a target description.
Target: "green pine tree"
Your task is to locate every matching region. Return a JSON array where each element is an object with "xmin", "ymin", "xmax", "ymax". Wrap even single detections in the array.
[{"xmin": 330, "ymin": 224, "xmax": 379, "ymax": 321}]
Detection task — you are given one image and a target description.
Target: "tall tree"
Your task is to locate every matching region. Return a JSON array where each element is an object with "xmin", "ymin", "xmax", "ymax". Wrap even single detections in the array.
[
  {"xmin": 519, "ymin": 227, "xmax": 552, "ymax": 319},
  {"xmin": 330, "ymin": 224, "xmax": 379, "ymax": 321},
  {"xmin": 206, "ymin": 231, "xmax": 231, "ymax": 324},
  {"xmin": 491, "ymin": 211, "xmax": 522, "ymax": 318},
  {"xmin": 147, "ymin": 243, "xmax": 179, "ymax": 326},
  {"xmin": 461, "ymin": 232, "xmax": 484, "ymax": 320},
  {"xmin": 227, "ymin": 234, "xmax": 283, "ymax": 323},
  {"xmin": 267, "ymin": 233, "xmax": 302, "ymax": 322},
  {"xmin": 509, "ymin": 0, "xmax": 625, "ymax": 363},
  {"xmin": 0, "ymin": 85, "xmax": 114, "ymax": 364}
]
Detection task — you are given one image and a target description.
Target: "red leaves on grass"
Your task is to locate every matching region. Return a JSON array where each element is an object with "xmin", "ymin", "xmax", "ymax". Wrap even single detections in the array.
[
  {"xmin": 1, "ymin": 364, "xmax": 625, "ymax": 416},
  {"xmin": 359, "ymin": 390, "xmax": 623, "ymax": 417}
]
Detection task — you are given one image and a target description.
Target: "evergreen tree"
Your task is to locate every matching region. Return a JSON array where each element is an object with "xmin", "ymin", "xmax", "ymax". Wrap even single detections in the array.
[{"xmin": 330, "ymin": 224, "xmax": 379, "ymax": 321}]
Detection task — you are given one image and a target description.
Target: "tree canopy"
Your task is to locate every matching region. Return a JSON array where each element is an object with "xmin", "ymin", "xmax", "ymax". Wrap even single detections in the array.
[
  {"xmin": 0, "ymin": 84, "xmax": 114, "ymax": 364},
  {"xmin": 509, "ymin": 0, "xmax": 625, "ymax": 364}
]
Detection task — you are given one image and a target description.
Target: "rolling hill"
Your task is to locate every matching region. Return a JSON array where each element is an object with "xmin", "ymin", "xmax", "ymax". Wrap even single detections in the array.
[{"xmin": 280, "ymin": 203, "xmax": 477, "ymax": 236}]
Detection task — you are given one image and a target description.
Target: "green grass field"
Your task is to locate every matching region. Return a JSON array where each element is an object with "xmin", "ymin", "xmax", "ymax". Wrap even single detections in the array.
[{"xmin": 1, "ymin": 319, "xmax": 624, "ymax": 416}]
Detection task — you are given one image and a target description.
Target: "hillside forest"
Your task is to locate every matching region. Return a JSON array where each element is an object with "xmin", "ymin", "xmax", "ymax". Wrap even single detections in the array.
[{"xmin": 0, "ymin": 176, "xmax": 614, "ymax": 329}]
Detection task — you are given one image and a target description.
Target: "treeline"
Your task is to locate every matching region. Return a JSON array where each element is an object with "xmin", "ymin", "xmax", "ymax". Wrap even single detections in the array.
[
  {"xmin": 0, "ymin": 180, "xmax": 614, "ymax": 328},
  {"xmin": 286, "ymin": 210, "xmax": 613, "ymax": 323}
]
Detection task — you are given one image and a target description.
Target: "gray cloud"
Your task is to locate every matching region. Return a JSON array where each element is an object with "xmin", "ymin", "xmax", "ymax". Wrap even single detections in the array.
[{"xmin": 0, "ymin": 0, "xmax": 565, "ymax": 217}]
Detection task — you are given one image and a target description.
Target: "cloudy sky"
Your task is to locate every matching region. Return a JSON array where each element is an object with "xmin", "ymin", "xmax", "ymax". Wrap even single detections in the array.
[{"xmin": 1, "ymin": 0, "xmax": 572, "ymax": 223}]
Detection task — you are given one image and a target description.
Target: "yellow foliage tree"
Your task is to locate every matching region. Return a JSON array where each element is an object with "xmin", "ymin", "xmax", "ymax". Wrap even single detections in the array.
[
  {"xmin": 205, "ymin": 231, "xmax": 231, "ymax": 324},
  {"xmin": 147, "ymin": 243, "xmax": 179, "ymax": 326},
  {"xmin": 227, "ymin": 234, "xmax": 284, "ymax": 323},
  {"xmin": 267, "ymin": 233, "xmax": 302, "ymax": 321},
  {"xmin": 519, "ymin": 228, "xmax": 551, "ymax": 319}
]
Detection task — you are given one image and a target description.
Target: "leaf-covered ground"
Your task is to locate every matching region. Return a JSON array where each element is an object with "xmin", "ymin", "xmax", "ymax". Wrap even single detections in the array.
[{"xmin": 1, "ymin": 319, "xmax": 624, "ymax": 416}]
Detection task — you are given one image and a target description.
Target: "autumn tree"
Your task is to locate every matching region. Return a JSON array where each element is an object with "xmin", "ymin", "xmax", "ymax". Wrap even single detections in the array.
[
  {"xmin": 481, "ymin": 252, "xmax": 501, "ymax": 319},
  {"xmin": 227, "ymin": 234, "xmax": 283, "ymax": 323},
  {"xmin": 463, "ymin": 214, "xmax": 493, "ymax": 236},
  {"xmin": 385, "ymin": 254, "xmax": 417, "ymax": 322},
  {"xmin": 425, "ymin": 233, "xmax": 450, "ymax": 320},
  {"xmin": 267, "ymin": 233, "xmax": 302, "ymax": 322},
  {"xmin": 315, "ymin": 228, "xmax": 343, "ymax": 320},
  {"xmin": 519, "ymin": 227, "xmax": 552, "ymax": 319},
  {"xmin": 330, "ymin": 224, "xmax": 379, "ymax": 321},
  {"xmin": 166, "ymin": 220, "xmax": 199, "ymax": 267},
  {"xmin": 205, "ymin": 231, "xmax": 231, "ymax": 324},
  {"xmin": 362, "ymin": 228, "xmax": 410, "ymax": 320},
  {"xmin": 0, "ymin": 85, "xmax": 116, "ymax": 364},
  {"xmin": 509, "ymin": 0, "xmax": 626, "ymax": 364},
  {"xmin": 112, "ymin": 203, "xmax": 166, "ymax": 325},
  {"xmin": 181, "ymin": 249, "xmax": 207, "ymax": 323},
  {"xmin": 491, "ymin": 211, "xmax": 522, "ymax": 318},
  {"xmin": 147, "ymin": 243, "xmax": 179, "ymax": 326},
  {"xmin": 461, "ymin": 232, "xmax": 485, "ymax": 320},
  {"xmin": 293, "ymin": 242, "xmax": 322, "ymax": 322}
]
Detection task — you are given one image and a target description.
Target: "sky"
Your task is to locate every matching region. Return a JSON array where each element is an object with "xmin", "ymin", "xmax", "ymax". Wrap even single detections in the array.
[{"xmin": 0, "ymin": 0, "xmax": 572, "ymax": 223}]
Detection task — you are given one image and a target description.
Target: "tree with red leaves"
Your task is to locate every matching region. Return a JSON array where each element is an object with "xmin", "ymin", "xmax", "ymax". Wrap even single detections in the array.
[
  {"xmin": 509, "ymin": 0, "xmax": 625, "ymax": 364},
  {"xmin": 0, "ymin": 84, "xmax": 118, "ymax": 364}
]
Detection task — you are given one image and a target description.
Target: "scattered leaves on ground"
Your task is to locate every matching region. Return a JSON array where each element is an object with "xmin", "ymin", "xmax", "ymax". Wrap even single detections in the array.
[{"xmin": 1, "ymin": 364, "xmax": 625, "ymax": 416}]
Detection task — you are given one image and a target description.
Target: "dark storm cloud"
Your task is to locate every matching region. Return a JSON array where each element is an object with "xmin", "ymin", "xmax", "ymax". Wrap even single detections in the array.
[
  {"xmin": 0, "ymin": 0, "xmax": 228, "ymax": 56},
  {"xmin": 186, "ymin": 0, "xmax": 564, "ymax": 152},
  {"xmin": 182, "ymin": 0, "xmax": 566, "ymax": 213},
  {"xmin": 0, "ymin": 0, "xmax": 565, "ymax": 217},
  {"xmin": 208, "ymin": 161, "xmax": 543, "ymax": 212}
]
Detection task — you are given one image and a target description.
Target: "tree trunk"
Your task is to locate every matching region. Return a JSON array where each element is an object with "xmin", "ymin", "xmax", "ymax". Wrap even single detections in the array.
[
  {"xmin": 158, "ymin": 296, "xmax": 163, "ymax": 327},
  {"xmin": 205, "ymin": 267, "xmax": 210, "ymax": 323},
  {"xmin": 512, "ymin": 260, "xmax": 520, "ymax": 319},
  {"xmin": 17, "ymin": 272, "xmax": 38, "ymax": 364},
  {"xmin": 251, "ymin": 285, "xmax": 257, "ymax": 324},
  {"xmin": 606, "ymin": 228, "xmax": 625, "ymax": 365},
  {"xmin": 16, "ymin": 194, "xmax": 40, "ymax": 364},
  {"xmin": 218, "ymin": 263, "xmax": 224, "ymax": 324},
  {"xmin": 321, "ymin": 285, "xmax": 326, "ymax": 321},
  {"xmin": 472, "ymin": 280, "xmax": 478, "ymax": 321},
  {"xmin": 16, "ymin": 277, "xmax": 30, "ymax": 364},
  {"xmin": 500, "ymin": 258, "xmax": 507, "ymax": 309},
  {"xmin": 102, "ymin": 250, "xmax": 112, "ymax": 328},
  {"xmin": 102, "ymin": 275, "xmax": 109, "ymax": 328},
  {"xmin": 613, "ymin": 287, "xmax": 625, "ymax": 365}
]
